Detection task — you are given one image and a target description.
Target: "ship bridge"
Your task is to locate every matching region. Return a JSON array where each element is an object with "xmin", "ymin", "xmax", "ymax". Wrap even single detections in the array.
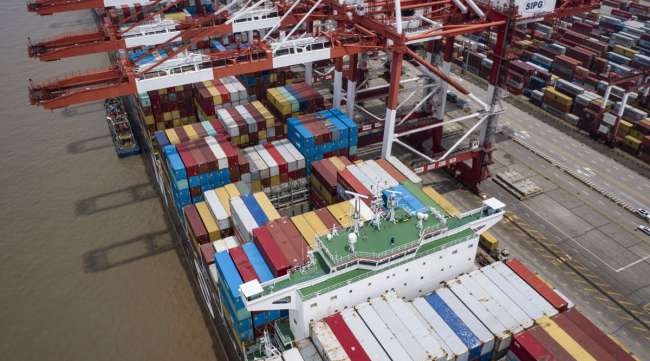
[{"xmin": 240, "ymin": 197, "xmax": 505, "ymax": 316}]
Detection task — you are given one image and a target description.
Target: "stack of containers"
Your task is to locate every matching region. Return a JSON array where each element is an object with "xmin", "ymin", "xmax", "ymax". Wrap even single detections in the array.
[
  {"xmin": 241, "ymin": 139, "xmax": 307, "ymax": 198},
  {"xmin": 542, "ymin": 86, "xmax": 573, "ymax": 117},
  {"xmin": 310, "ymin": 156, "xmax": 352, "ymax": 207},
  {"xmin": 550, "ymin": 55, "xmax": 582, "ymax": 80},
  {"xmin": 153, "ymin": 119, "xmax": 227, "ymax": 148},
  {"xmin": 265, "ymin": 82, "xmax": 325, "ymax": 119},
  {"xmin": 194, "ymin": 77, "xmax": 249, "ymax": 122},
  {"xmin": 288, "ymin": 108, "xmax": 358, "ymax": 176},
  {"xmin": 253, "ymin": 217, "xmax": 309, "ymax": 276},
  {"xmin": 229, "ymin": 192, "xmax": 278, "ymax": 244},
  {"xmin": 215, "ymin": 100, "xmax": 280, "ymax": 147},
  {"xmin": 162, "ymin": 137, "xmax": 248, "ymax": 211},
  {"xmin": 136, "ymin": 84, "xmax": 197, "ymax": 133}
]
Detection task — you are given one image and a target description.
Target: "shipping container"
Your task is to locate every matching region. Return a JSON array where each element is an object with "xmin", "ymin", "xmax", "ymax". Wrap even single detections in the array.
[
  {"xmin": 324, "ymin": 313, "xmax": 372, "ymax": 361},
  {"xmin": 412, "ymin": 297, "xmax": 469, "ymax": 361},
  {"xmin": 283, "ymin": 348, "xmax": 306, "ymax": 361},
  {"xmin": 215, "ymin": 251, "xmax": 245, "ymax": 310},
  {"xmin": 370, "ymin": 295, "xmax": 430, "ymax": 361},
  {"xmin": 480, "ymin": 264, "xmax": 547, "ymax": 320},
  {"xmin": 384, "ymin": 293, "xmax": 447, "ymax": 360},
  {"xmin": 375, "ymin": 158, "xmax": 407, "ymax": 183},
  {"xmin": 327, "ymin": 202, "xmax": 353, "ymax": 228},
  {"xmin": 355, "ymin": 301, "xmax": 413, "ymax": 361},
  {"xmin": 231, "ymin": 196, "xmax": 259, "ymax": 243},
  {"xmin": 446, "ymin": 277, "xmax": 511, "ymax": 353},
  {"xmin": 229, "ymin": 246, "xmax": 258, "ymax": 283},
  {"xmin": 564, "ymin": 308, "xmax": 635, "ymax": 361},
  {"xmin": 469, "ymin": 270, "xmax": 533, "ymax": 330},
  {"xmin": 315, "ymin": 207, "xmax": 340, "ymax": 230},
  {"xmin": 241, "ymin": 242, "xmax": 273, "ymax": 283},
  {"xmin": 295, "ymin": 338, "xmax": 325, "ymax": 361},
  {"xmin": 303, "ymin": 211, "xmax": 329, "ymax": 237},
  {"xmin": 195, "ymin": 201, "xmax": 221, "ymax": 241},
  {"xmin": 508, "ymin": 331, "xmax": 554, "ymax": 361},
  {"xmin": 291, "ymin": 214, "xmax": 319, "ymax": 249},
  {"xmin": 340, "ymin": 309, "xmax": 391, "ymax": 361},
  {"xmin": 253, "ymin": 226, "xmax": 290, "ymax": 276},
  {"xmin": 310, "ymin": 320, "xmax": 351, "ymax": 361},
  {"xmin": 553, "ymin": 312, "xmax": 615, "ymax": 360},
  {"xmin": 537, "ymin": 315, "xmax": 595, "ymax": 361},
  {"xmin": 425, "ymin": 291, "xmax": 485, "ymax": 360},
  {"xmin": 491, "ymin": 262, "xmax": 558, "ymax": 317},
  {"xmin": 184, "ymin": 204, "xmax": 209, "ymax": 245},
  {"xmin": 527, "ymin": 325, "xmax": 575, "ymax": 360},
  {"xmin": 506, "ymin": 259, "xmax": 568, "ymax": 312}
]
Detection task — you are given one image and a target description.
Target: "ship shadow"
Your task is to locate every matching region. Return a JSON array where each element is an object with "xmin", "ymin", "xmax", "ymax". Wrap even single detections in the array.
[
  {"xmin": 67, "ymin": 135, "xmax": 113, "ymax": 154},
  {"xmin": 75, "ymin": 183, "xmax": 157, "ymax": 216},
  {"xmin": 82, "ymin": 229, "xmax": 175, "ymax": 273}
]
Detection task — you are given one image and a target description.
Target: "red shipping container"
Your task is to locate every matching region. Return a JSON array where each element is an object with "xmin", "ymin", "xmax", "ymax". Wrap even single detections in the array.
[
  {"xmin": 177, "ymin": 146, "xmax": 199, "ymax": 177},
  {"xmin": 553, "ymin": 312, "xmax": 615, "ymax": 360},
  {"xmin": 375, "ymin": 159, "xmax": 407, "ymax": 183},
  {"xmin": 175, "ymin": 126, "xmax": 190, "ymax": 143},
  {"xmin": 190, "ymin": 145, "xmax": 209, "ymax": 175},
  {"xmin": 277, "ymin": 217, "xmax": 309, "ymax": 265},
  {"xmin": 264, "ymin": 143, "xmax": 288, "ymax": 176},
  {"xmin": 266, "ymin": 220, "xmax": 302, "ymax": 268},
  {"xmin": 253, "ymin": 227, "xmax": 290, "ymax": 276},
  {"xmin": 506, "ymin": 259, "xmax": 568, "ymax": 312},
  {"xmin": 337, "ymin": 168, "xmax": 372, "ymax": 204},
  {"xmin": 510, "ymin": 331, "xmax": 555, "ymax": 361},
  {"xmin": 184, "ymin": 205, "xmax": 209, "ymax": 244},
  {"xmin": 527, "ymin": 326, "xmax": 575, "ymax": 361},
  {"xmin": 200, "ymin": 243, "xmax": 216, "ymax": 265},
  {"xmin": 198, "ymin": 141, "xmax": 218, "ymax": 172},
  {"xmin": 230, "ymin": 246, "xmax": 258, "ymax": 282},
  {"xmin": 564, "ymin": 309, "xmax": 635, "ymax": 361},
  {"xmin": 325, "ymin": 313, "xmax": 372, "ymax": 361},
  {"xmin": 315, "ymin": 207, "xmax": 340, "ymax": 230},
  {"xmin": 312, "ymin": 159, "xmax": 338, "ymax": 192}
]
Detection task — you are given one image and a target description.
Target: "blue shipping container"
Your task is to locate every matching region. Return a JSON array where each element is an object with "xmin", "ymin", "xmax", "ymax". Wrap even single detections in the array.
[{"xmin": 242, "ymin": 194, "xmax": 269, "ymax": 226}]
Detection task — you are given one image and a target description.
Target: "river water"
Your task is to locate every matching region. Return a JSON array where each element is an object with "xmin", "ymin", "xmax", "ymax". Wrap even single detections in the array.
[{"xmin": 0, "ymin": 3, "xmax": 218, "ymax": 360}]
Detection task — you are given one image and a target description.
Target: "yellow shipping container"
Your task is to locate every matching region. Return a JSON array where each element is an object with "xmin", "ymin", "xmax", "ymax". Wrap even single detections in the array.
[
  {"xmin": 629, "ymin": 128, "xmax": 643, "ymax": 140},
  {"xmin": 624, "ymin": 135, "xmax": 642, "ymax": 150},
  {"xmin": 303, "ymin": 211, "xmax": 329, "ymax": 236},
  {"xmin": 291, "ymin": 215, "xmax": 318, "ymax": 249},
  {"xmin": 271, "ymin": 175, "xmax": 280, "ymax": 187},
  {"xmin": 536, "ymin": 316, "xmax": 596, "ymax": 361},
  {"xmin": 196, "ymin": 202, "xmax": 221, "ymax": 241},
  {"xmin": 327, "ymin": 202, "xmax": 353, "ymax": 228},
  {"xmin": 172, "ymin": 110, "xmax": 180, "ymax": 119},
  {"xmin": 613, "ymin": 44, "xmax": 637, "ymax": 57},
  {"xmin": 241, "ymin": 134, "xmax": 249, "ymax": 145},
  {"xmin": 156, "ymin": 123, "xmax": 166, "ymax": 131},
  {"xmin": 252, "ymin": 101, "xmax": 275, "ymax": 128},
  {"xmin": 165, "ymin": 129, "xmax": 180, "ymax": 144},
  {"xmin": 543, "ymin": 87, "xmax": 572, "ymax": 107},
  {"xmin": 259, "ymin": 130, "xmax": 267, "ymax": 140},
  {"xmin": 421, "ymin": 186, "xmax": 461, "ymax": 217},
  {"xmin": 253, "ymin": 192, "xmax": 281, "ymax": 221},
  {"xmin": 172, "ymin": 118, "xmax": 182, "ymax": 127},
  {"xmin": 479, "ymin": 232, "xmax": 499, "ymax": 252},
  {"xmin": 163, "ymin": 111, "xmax": 173, "ymax": 121},
  {"xmin": 224, "ymin": 184, "xmax": 240, "ymax": 198},
  {"xmin": 617, "ymin": 120, "xmax": 633, "ymax": 137},
  {"xmin": 183, "ymin": 124, "xmax": 199, "ymax": 140},
  {"xmin": 311, "ymin": 176, "xmax": 334, "ymax": 205},
  {"xmin": 144, "ymin": 114, "xmax": 154, "ymax": 125},
  {"xmin": 250, "ymin": 180, "xmax": 262, "ymax": 192},
  {"xmin": 328, "ymin": 157, "xmax": 346, "ymax": 171},
  {"xmin": 215, "ymin": 187, "xmax": 232, "ymax": 217}
]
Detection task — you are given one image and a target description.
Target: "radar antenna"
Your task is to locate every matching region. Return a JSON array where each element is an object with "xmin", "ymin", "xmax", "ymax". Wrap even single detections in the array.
[{"xmin": 344, "ymin": 190, "xmax": 369, "ymax": 235}]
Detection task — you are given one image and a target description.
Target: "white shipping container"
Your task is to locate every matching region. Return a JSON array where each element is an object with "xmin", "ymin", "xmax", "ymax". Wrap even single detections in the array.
[
  {"xmin": 370, "ymin": 296, "xmax": 429, "ymax": 361},
  {"xmin": 295, "ymin": 338, "xmax": 324, "ymax": 361},
  {"xmin": 310, "ymin": 321, "xmax": 351, "ymax": 361},
  {"xmin": 208, "ymin": 263, "xmax": 219, "ymax": 285},
  {"xmin": 204, "ymin": 190, "xmax": 230, "ymax": 230},
  {"xmin": 282, "ymin": 139, "xmax": 306, "ymax": 171},
  {"xmin": 275, "ymin": 140, "xmax": 297, "ymax": 173},
  {"xmin": 224, "ymin": 236, "xmax": 239, "ymax": 250},
  {"xmin": 462, "ymin": 273, "xmax": 522, "ymax": 334},
  {"xmin": 252, "ymin": 148, "xmax": 270, "ymax": 180},
  {"xmin": 206, "ymin": 137, "xmax": 228, "ymax": 170},
  {"xmin": 387, "ymin": 156, "xmax": 421, "ymax": 183},
  {"xmin": 213, "ymin": 239, "xmax": 228, "ymax": 253},
  {"xmin": 492, "ymin": 262, "xmax": 557, "ymax": 317},
  {"xmin": 347, "ymin": 165, "xmax": 372, "ymax": 188},
  {"xmin": 366, "ymin": 160, "xmax": 399, "ymax": 187},
  {"xmin": 217, "ymin": 108, "xmax": 239, "ymax": 137},
  {"xmin": 482, "ymin": 264, "xmax": 545, "ymax": 320},
  {"xmin": 256, "ymin": 145, "xmax": 279, "ymax": 177},
  {"xmin": 412, "ymin": 297, "xmax": 469, "ymax": 361},
  {"xmin": 340, "ymin": 309, "xmax": 391, "ymax": 361},
  {"xmin": 447, "ymin": 277, "xmax": 511, "ymax": 352},
  {"xmin": 236, "ymin": 105, "xmax": 257, "ymax": 133},
  {"xmin": 283, "ymin": 348, "xmax": 306, "ymax": 361},
  {"xmin": 436, "ymin": 288, "xmax": 494, "ymax": 357},
  {"xmin": 470, "ymin": 270, "xmax": 533, "ymax": 329},
  {"xmin": 355, "ymin": 302, "xmax": 413, "ymax": 361},
  {"xmin": 384, "ymin": 293, "xmax": 447, "ymax": 360},
  {"xmin": 230, "ymin": 196, "xmax": 258, "ymax": 243}
]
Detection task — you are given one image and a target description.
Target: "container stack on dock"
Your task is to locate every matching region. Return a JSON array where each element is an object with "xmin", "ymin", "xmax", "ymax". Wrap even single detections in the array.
[{"xmin": 455, "ymin": 8, "xmax": 650, "ymax": 164}]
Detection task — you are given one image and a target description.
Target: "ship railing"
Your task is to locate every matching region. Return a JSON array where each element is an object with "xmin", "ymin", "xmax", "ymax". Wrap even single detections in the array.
[
  {"xmin": 323, "ymin": 237, "xmax": 423, "ymax": 267},
  {"xmin": 457, "ymin": 206, "xmax": 485, "ymax": 219},
  {"xmin": 300, "ymin": 234, "xmax": 474, "ymax": 299}
]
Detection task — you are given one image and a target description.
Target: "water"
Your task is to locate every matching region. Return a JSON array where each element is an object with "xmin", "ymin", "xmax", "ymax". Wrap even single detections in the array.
[{"xmin": 0, "ymin": 3, "xmax": 218, "ymax": 360}]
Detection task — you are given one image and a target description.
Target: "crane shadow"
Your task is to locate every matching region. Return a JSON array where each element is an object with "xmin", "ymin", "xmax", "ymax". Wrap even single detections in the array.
[
  {"xmin": 75, "ymin": 183, "xmax": 157, "ymax": 216},
  {"xmin": 82, "ymin": 229, "xmax": 175, "ymax": 273},
  {"xmin": 67, "ymin": 135, "xmax": 113, "ymax": 154}
]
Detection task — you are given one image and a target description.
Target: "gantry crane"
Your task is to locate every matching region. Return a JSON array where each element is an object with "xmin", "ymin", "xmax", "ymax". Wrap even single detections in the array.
[{"xmin": 26, "ymin": 0, "xmax": 599, "ymax": 192}]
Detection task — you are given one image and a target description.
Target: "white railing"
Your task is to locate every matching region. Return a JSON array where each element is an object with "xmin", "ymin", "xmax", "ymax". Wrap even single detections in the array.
[{"xmin": 122, "ymin": 19, "xmax": 179, "ymax": 39}]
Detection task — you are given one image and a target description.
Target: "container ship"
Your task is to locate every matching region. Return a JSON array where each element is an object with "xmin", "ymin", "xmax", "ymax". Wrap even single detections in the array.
[{"xmin": 24, "ymin": 0, "xmax": 639, "ymax": 359}]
